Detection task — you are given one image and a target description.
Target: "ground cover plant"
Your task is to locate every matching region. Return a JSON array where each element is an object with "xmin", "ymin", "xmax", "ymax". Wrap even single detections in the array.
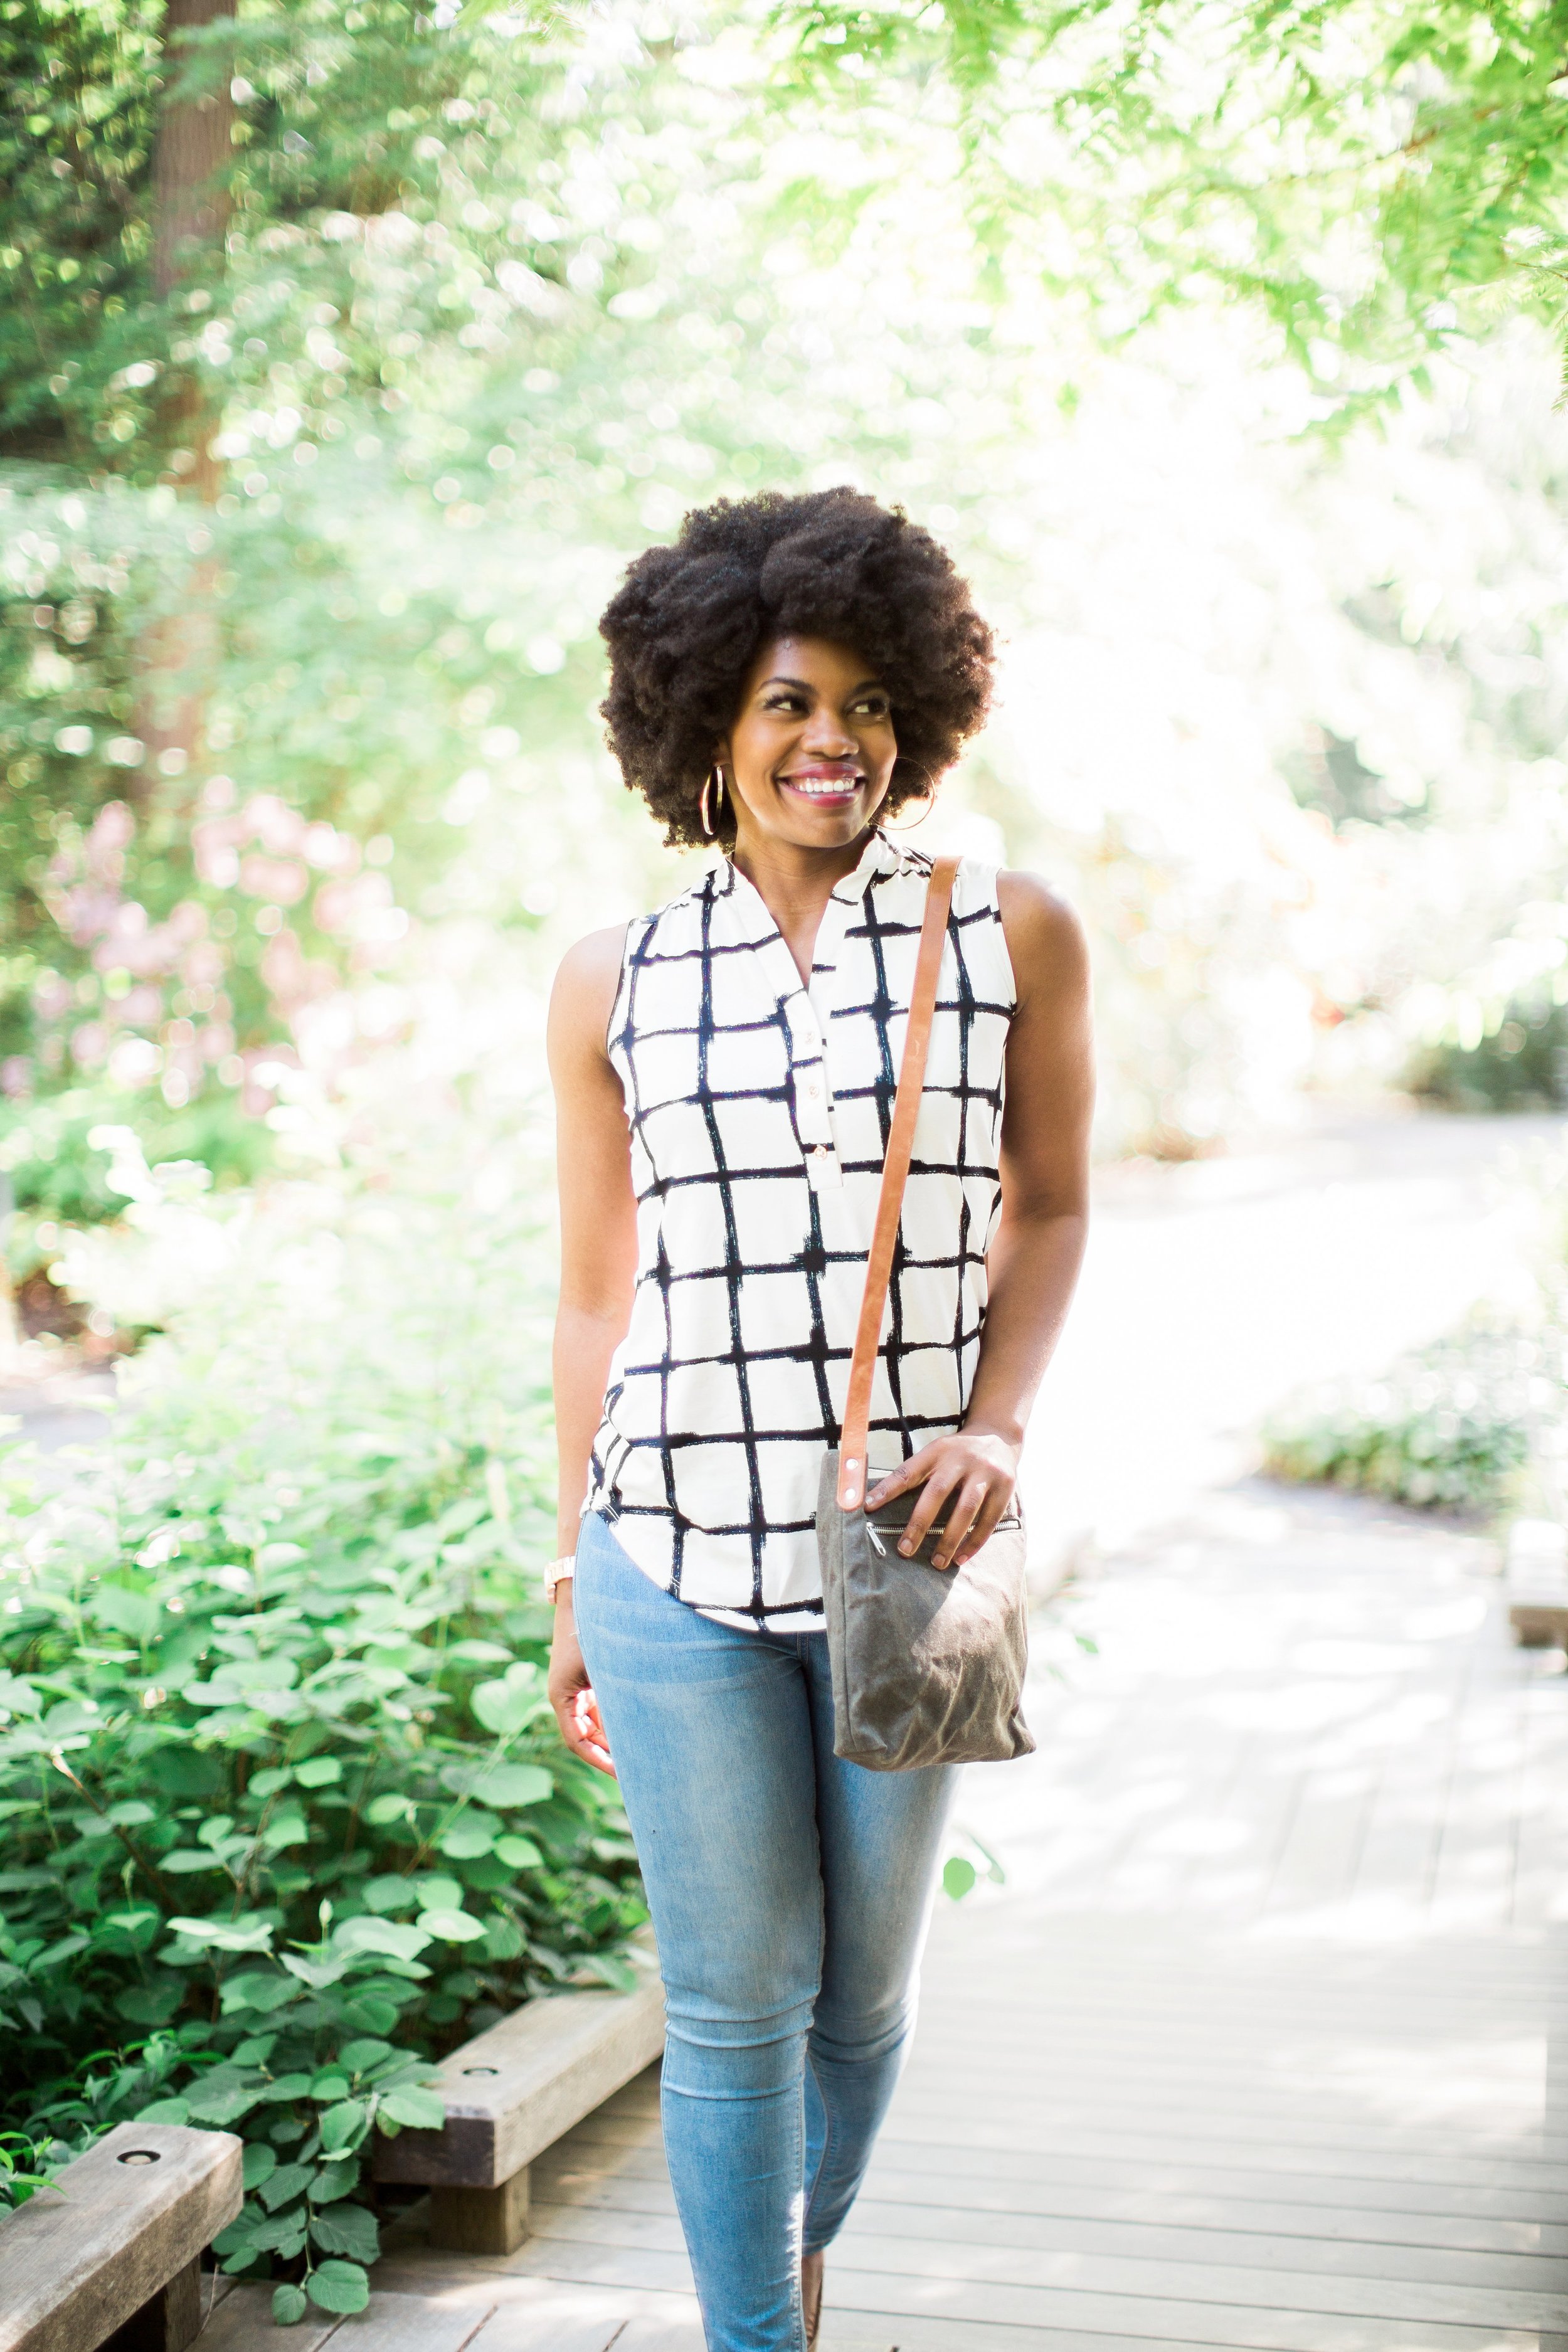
[
  {"xmin": 1264, "ymin": 1313, "xmax": 1565, "ymax": 1520},
  {"xmin": 0, "ymin": 1145, "xmax": 645, "ymax": 2318}
]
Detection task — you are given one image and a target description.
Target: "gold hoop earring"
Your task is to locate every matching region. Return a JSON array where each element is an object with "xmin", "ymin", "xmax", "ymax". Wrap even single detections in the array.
[
  {"xmin": 886, "ymin": 786, "xmax": 934, "ymax": 832},
  {"xmin": 700, "ymin": 765, "xmax": 726, "ymax": 840}
]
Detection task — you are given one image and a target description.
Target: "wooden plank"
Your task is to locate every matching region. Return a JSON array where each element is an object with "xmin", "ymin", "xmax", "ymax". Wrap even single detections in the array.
[
  {"xmin": 555, "ymin": 2102, "xmax": 1568, "ymax": 2222},
  {"xmin": 0, "ymin": 2123, "xmax": 241, "ymax": 2352},
  {"xmin": 508, "ymin": 2237, "xmax": 1552, "ymax": 2352},
  {"xmin": 373, "ymin": 1970, "xmax": 665, "ymax": 2191},
  {"xmin": 893, "ymin": 2044, "xmax": 1554, "ymax": 2137},
  {"xmin": 872, "ymin": 2101, "xmax": 1568, "ymax": 2193},
  {"xmin": 192, "ymin": 2286, "xmax": 339, "ymax": 2352},
  {"xmin": 324, "ymin": 2292, "xmax": 497, "ymax": 2349},
  {"xmin": 527, "ymin": 2203, "xmax": 1568, "ymax": 2333},
  {"xmin": 537, "ymin": 2146, "xmax": 1568, "ymax": 2258},
  {"xmin": 840, "ymin": 2199, "xmax": 1568, "ymax": 2292},
  {"xmin": 888, "ymin": 2069, "xmax": 1563, "ymax": 2159},
  {"xmin": 464, "ymin": 2313, "xmax": 632, "ymax": 2352}
]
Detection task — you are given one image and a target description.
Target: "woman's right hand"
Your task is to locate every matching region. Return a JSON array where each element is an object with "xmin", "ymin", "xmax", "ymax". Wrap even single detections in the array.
[{"xmin": 548, "ymin": 1590, "xmax": 616, "ymax": 1777}]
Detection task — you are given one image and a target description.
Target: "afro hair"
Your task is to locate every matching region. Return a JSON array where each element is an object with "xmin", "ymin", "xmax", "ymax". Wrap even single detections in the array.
[{"xmin": 598, "ymin": 487, "xmax": 995, "ymax": 848}]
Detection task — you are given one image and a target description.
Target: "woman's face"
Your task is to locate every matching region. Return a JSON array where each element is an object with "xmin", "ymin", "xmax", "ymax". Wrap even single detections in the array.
[{"xmin": 719, "ymin": 633, "xmax": 898, "ymax": 853}]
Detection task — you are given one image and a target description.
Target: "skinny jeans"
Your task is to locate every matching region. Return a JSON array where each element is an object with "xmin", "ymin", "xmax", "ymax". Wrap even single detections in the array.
[{"xmin": 573, "ymin": 1509, "xmax": 958, "ymax": 2352}]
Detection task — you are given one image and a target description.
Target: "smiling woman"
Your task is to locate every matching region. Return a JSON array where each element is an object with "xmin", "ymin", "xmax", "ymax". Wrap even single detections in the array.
[
  {"xmin": 545, "ymin": 485, "xmax": 1093, "ymax": 2352},
  {"xmin": 596, "ymin": 485, "xmax": 995, "ymax": 847}
]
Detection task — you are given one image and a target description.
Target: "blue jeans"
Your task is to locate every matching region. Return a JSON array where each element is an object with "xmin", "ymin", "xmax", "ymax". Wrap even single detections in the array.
[{"xmin": 573, "ymin": 1511, "xmax": 958, "ymax": 2352}]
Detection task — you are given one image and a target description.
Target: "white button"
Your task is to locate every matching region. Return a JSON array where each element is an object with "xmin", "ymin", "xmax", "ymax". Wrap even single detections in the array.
[{"xmin": 804, "ymin": 1079, "xmax": 822, "ymax": 1099}]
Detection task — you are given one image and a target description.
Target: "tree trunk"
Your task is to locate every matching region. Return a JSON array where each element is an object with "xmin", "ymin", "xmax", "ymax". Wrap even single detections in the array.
[{"xmin": 137, "ymin": 0, "xmax": 235, "ymax": 790}]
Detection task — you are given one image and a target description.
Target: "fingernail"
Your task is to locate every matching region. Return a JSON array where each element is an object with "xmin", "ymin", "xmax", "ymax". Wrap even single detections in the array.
[{"xmin": 898, "ymin": 1539, "xmax": 914, "ymax": 1556}]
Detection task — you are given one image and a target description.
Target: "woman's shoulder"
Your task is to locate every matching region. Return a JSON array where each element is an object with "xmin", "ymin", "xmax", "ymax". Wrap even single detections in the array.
[{"xmin": 993, "ymin": 869, "xmax": 1089, "ymax": 1007}]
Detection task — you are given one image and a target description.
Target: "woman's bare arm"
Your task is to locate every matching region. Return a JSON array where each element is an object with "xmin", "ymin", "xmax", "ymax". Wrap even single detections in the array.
[
  {"xmin": 546, "ymin": 924, "xmax": 637, "ymax": 1775},
  {"xmin": 864, "ymin": 873, "xmax": 1093, "ymax": 1567}
]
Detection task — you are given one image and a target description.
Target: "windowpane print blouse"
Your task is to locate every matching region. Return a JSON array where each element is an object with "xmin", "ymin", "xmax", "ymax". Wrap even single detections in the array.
[{"xmin": 586, "ymin": 830, "xmax": 1017, "ymax": 1632}]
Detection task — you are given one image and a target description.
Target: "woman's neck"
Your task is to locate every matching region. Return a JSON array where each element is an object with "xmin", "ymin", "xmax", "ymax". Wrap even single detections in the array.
[{"xmin": 730, "ymin": 825, "xmax": 876, "ymax": 985}]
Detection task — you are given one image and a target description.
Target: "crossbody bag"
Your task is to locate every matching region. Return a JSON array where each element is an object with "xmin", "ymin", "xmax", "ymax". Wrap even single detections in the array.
[{"xmin": 815, "ymin": 855, "xmax": 1036, "ymax": 1772}]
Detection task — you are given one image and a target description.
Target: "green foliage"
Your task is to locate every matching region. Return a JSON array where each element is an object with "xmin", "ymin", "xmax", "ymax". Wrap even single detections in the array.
[
  {"xmin": 1262, "ymin": 1323, "xmax": 1549, "ymax": 1513},
  {"xmin": 1409, "ymin": 997, "xmax": 1568, "ymax": 1111},
  {"xmin": 0, "ymin": 1158, "xmax": 644, "ymax": 2312},
  {"xmin": 941, "ymin": 1826, "xmax": 1005, "ymax": 1902},
  {"xmin": 775, "ymin": 0, "xmax": 1568, "ymax": 395},
  {"xmin": 0, "ymin": 2129, "xmax": 63, "ymax": 2213}
]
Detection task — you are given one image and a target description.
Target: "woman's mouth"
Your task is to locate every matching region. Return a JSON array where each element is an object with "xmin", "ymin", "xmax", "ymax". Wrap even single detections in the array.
[{"xmin": 779, "ymin": 768, "xmax": 862, "ymax": 806}]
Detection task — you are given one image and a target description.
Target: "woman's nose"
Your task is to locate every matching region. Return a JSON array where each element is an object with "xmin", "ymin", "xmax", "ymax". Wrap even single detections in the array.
[{"xmin": 800, "ymin": 709, "xmax": 858, "ymax": 756}]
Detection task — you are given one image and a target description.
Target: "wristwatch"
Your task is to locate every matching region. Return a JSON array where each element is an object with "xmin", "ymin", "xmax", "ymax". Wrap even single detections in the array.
[{"xmin": 544, "ymin": 1555, "xmax": 575, "ymax": 1604}]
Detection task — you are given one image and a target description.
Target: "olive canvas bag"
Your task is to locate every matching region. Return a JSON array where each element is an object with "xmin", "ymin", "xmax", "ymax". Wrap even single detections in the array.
[{"xmin": 816, "ymin": 856, "xmax": 1036, "ymax": 1772}]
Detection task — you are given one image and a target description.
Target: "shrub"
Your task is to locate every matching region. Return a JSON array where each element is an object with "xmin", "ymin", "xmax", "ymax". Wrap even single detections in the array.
[
  {"xmin": 0, "ymin": 1160, "xmax": 644, "ymax": 2316},
  {"xmin": 1407, "ymin": 999, "xmax": 1568, "ymax": 1113},
  {"xmin": 1261, "ymin": 1323, "xmax": 1549, "ymax": 1515}
]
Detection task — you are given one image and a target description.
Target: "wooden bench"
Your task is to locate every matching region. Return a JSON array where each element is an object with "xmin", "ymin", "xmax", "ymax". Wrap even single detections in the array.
[
  {"xmin": 0, "ymin": 2121, "xmax": 241, "ymax": 2352},
  {"xmin": 372, "ymin": 1957, "xmax": 666, "ymax": 2255},
  {"xmin": 1508, "ymin": 1598, "xmax": 1568, "ymax": 1648}
]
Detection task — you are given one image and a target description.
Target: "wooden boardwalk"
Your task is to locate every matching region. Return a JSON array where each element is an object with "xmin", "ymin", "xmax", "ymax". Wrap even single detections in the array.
[{"xmin": 209, "ymin": 1483, "xmax": 1568, "ymax": 2350}]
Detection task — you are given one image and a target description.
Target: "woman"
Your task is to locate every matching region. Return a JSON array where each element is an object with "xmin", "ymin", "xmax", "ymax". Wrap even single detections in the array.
[{"xmin": 547, "ymin": 487, "xmax": 1093, "ymax": 2352}]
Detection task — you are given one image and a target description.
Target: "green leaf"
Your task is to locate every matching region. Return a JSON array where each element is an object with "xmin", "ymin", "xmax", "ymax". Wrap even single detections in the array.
[
  {"xmin": 273, "ymin": 2284, "xmax": 309, "ymax": 2326},
  {"xmin": 416, "ymin": 1907, "xmax": 484, "ymax": 1943},
  {"xmin": 364, "ymin": 1793, "xmax": 413, "ymax": 1826},
  {"xmin": 231, "ymin": 2210, "xmax": 308, "ymax": 2257},
  {"xmin": 166, "ymin": 1916, "xmax": 273, "ymax": 1954},
  {"xmin": 941, "ymin": 1856, "xmax": 977, "ymax": 1901},
  {"xmin": 482, "ymin": 1915, "xmax": 525, "ymax": 1961},
  {"xmin": 187, "ymin": 2084, "xmax": 264, "ymax": 2127},
  {"xmin": 293, "ymin": 1756, "xmax": 342, "ymax": 1787},
  {"xmin": 332, "ymin": 1916, "xmax": 431, "ymax": 1961},
  {"xmin": 377, "ymin": 2085, "xmax": 445, "ymax": 2131},
  {"xmin": 583, "ymin": 1951, "xmax": 637, "ymax": 1993},
  {"xmin": 92, "ymin": 1585, "xmax": 161, "ymax": 1640},
  {"xmin": 117, "ymin": 1983, "xmax": 182, "ymax": 2026},
  {"xmin": 319, "ymin": 2099, "xmax": 370, "ymax": 2154},
  {"xmin": 309, "ymin": 2201, "xmax": 380, "ymax": 2262},
  {"xmin": 307, "ymin": 2158, "xmax": 360, "ymax": 2204},
  {"xmin": 361, "ymin": 1874, "xmax": 417, "ymax": 1915},
  {"xmin": 341, "ymin": 1995, "xmax": 400, "ymax": 2035},
  {"xmin": 241, "ymin": 2144, "xmax": 278, "ymax": 2191},
  {"xmin": 494, "ymin": 1834, "xmax": 543, "ymax": 1869},
  {"xmin": 338, "ymin": 2038, "xmax": 393, "ymax": 2073},
  {"xmin": 221, "ymin": 1971, "xmax": 299, "ymax": 2016},
  {"xmin": 467, "ymin": 1762, "xmax": 552, "ymax": 1808},
  {"xmin": 470, "ymin": 1670, "xmax": 546, "ymax": 1736},
  {"xmin": 437, "ymin": 1818, "xmax": 498, "ymax": 1860},
  {"xmin": 281, "ymin": 1952, "xmax": 350, "ymax": 1990},
  {"xmin": 0, "ymin": 1673, "xmax": 42, "ymax": 1719},
  {"xmin": 260, "ymin": 2074, "xmax": 315, "ymax": 2105},
  {"xmin": 257, "ymin": 2161, "xmax": 313, "ymax": 2212},
  {"xmin": 306, "ymin": 2260, "xmax": 370, "ymax": 2314},
  {"xmin": 134, "ymin": 2097, "xmax": 189, "ymax": 2126},
  {"xmin": 262, "ymin": 1809, "xmax": 310, "ymax": 1851},
  {"xmin": 411, "ymin": 1874, "xmax": 464, "ymax": 1912},
  {"xmin": 309, "ymin": 2070, "xmax": 350, "ymax": 2102}
]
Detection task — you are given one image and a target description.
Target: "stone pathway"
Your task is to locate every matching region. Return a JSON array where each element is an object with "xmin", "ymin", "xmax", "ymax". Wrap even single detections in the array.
[{"xmin": 209, "ymin": 1479, "xmax": 1568, "ymax": 2349}]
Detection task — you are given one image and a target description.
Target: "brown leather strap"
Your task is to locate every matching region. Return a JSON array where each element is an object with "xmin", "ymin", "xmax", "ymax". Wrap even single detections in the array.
[{"xmin": 836, "ymin": 856, "xmax": 960, "ymax": 1510}]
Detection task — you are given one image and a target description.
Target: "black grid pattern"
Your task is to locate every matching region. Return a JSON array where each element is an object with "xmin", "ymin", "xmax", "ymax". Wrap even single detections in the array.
[{"xmin": 586, "ymin": 832, "xmax": 1015, "ymax": 1631}]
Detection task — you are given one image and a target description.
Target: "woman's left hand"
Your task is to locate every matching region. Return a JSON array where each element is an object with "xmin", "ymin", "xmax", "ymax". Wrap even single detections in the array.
[{"xmin": 864, "ymin": 1430, "xmax": 1020, "ymax": 1571}]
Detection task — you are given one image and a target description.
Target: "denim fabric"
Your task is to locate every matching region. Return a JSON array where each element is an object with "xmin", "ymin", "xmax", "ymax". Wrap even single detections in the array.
[{"xmin": 573, "ymin": 1509, "xmax": 958, "ymax": 2352}]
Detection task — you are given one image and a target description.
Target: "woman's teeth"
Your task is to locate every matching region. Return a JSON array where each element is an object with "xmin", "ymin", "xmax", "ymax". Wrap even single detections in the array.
[{"xmin": 787, "ymin": 776, "xmax": 858, "ymax": 797}]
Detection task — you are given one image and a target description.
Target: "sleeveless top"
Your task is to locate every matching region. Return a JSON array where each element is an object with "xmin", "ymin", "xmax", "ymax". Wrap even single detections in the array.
[{"xmin": 585, "ymin": 830, "xmax": 1017, "ymax": 1632}]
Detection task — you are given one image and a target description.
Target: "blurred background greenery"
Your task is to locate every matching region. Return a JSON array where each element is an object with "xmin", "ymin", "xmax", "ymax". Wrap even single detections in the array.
[{"xmin": 4, "ymin": 0, "xmax": 1568, "ymax": 2301}]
